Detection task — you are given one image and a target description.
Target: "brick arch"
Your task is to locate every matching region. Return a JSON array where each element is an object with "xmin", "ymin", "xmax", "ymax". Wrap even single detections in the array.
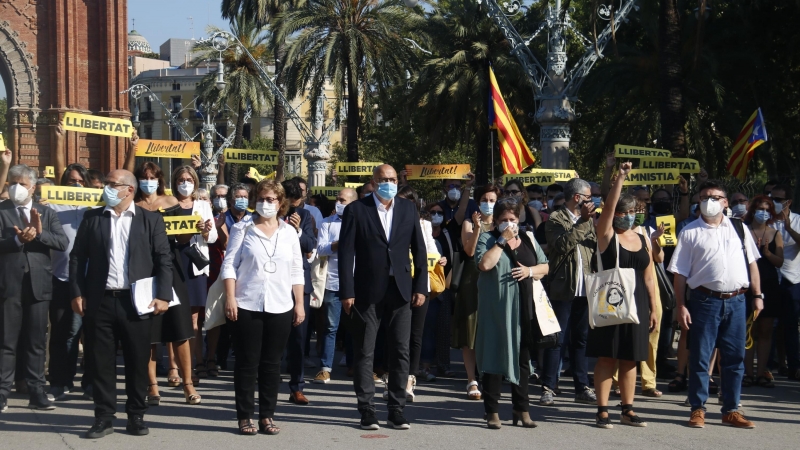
[{"xmin": 0, "ymin": 19, "xmax": 39, "ymax": 113}]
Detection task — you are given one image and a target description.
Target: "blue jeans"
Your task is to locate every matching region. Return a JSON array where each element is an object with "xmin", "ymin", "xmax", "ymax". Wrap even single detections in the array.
[
  {"xmin": 780, "ymin": 279, "xmax": 800, "ymax": 371},
  {"xmin": 320, "ymin": 290, "xmax": 342, "ymax": 371},
  {"xmin": 541, "ymin": 296, "xmax": 590, "ymax": 391},
  {"xmin": 686, "ymin": 289, "xmax": 746, "ymax": 413},
  {"xmin": 48, "ymin": 278, "xmax": 85, "ymax": 390},
  {"xmin": 421, "ymin": 296, "xmax": 440, "ymax": 364}
]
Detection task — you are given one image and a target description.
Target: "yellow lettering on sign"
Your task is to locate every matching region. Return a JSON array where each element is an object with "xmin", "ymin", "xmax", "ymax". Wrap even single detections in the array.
[
  {"xmin": 335, "ymin": 162, "xmax": 383, "ymax": 175},
  {"xmin": 622, "ymin": 169, "xmax": 680, "ymax": 186},
  {"xmin": 657, "ymin": 215, "xmax": 677, "ymax": 247},
  {"xmin": 311, "ymin": 186, "xmax": 345, "ymax": 200},
  {"xmin": 615, "ymin": 144, "xmax": 672, "ymax": 159},
  {"xmin": 135, "ymin": 139, "xmax": 200, "ymax": 159},
  {"xmin": 62, "ymin": 112, "xmax": 133, "ymax": 138},
  {"xmin": 163, "ymin": 214, "xmax": 202, "ymax": 236},
  {"xmin": 405, "ymin": 164, "xmax": 471, "ymax": 180},
  {"xmin": 224, "ymin": 148, "xmax": 279, "ymax": 165},
  {"xmin": 426, "ymin": 253, "xmax": 440, "ymax": 271},
  {"xmin": 41, "ymin": 186, "xmax": 105, "ymax": 207},
  {"xmin": 639, "ymin": 157, "xmax": 700, "ymax": 173}
]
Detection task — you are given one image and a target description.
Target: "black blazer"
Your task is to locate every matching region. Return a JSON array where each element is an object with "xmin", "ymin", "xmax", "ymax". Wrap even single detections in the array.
[
  {"xmin": 339, "ymin": 196, "xmax": 427, "ymax": 304},
  {"xmin": 0, "ymin": 200, "xmax": 69, "ymax": 301},
  {"xmin": 69, "ymin": 205, "xmax": 173, "ymax": 319},
  {"xmin": 283, "ymin": 207, "xmax": 317, "ymax": 294}
]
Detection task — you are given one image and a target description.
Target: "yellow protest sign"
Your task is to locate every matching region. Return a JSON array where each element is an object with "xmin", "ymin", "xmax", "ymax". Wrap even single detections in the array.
[
  {"xmin": 504, "ymin": 173, "xmax": 554, "ymax": 185},
  {"xmin": 224, "ymin": 148, "xmax": 279, "ymax": 165},
  {"xmin": 657, "ymin": 215, "xmax": 677, "ymax": 247},
  {"xmin": 0, "ymin": 133, "xmax": 5, "ymax": 149},
  {"xmin": 245, "ymin": 167, "xmax": 275, "ymax": 181},
  {"xmin": 639, "ymin": 157, "xmax": 700, "ymax": 173},
  {"xmin": 164, "ymin": 188, "xmax": 173, "ymax": 196},
  {"xmin": 426, "ymin": 253, "xmax": 441, "ymax": 271},
  {"xmin": 405, "ymin": 164, "xmax": 471, "ymax": 180},
  {"xmin": 622, "ymin": 169, "xmax": 680, "ymax": 186},
  {"xmin": 62, "ymin": 112, "xmax": 133, "ymax": 137},
  {"xmin": 615, "ymin": 144, "xmax": 672, "ymax": 159},
  {"xmin": 311, "ymin": 186, "xmax": 344, "ymax": 200},
  {"xmin": 163, "ymin": 214, "xmax": 202, "ymax": 235},
  {"xmin": 135, "ymin": 139, "xmax": 199, "ymax": 159},
  {"xmin": 44, "ymin": 166, "xmax": 55, "ymax": 178},
  {"xmin": 336, "ymin": 162, "xmax": 383, "ymax": 175},
  {"xmin": 344, "ymin": 182, "xmax": 362, "ymax": 189},
  {"xmin": 41, "ymin": 186, "xmax": 105, "ymax": 207}
]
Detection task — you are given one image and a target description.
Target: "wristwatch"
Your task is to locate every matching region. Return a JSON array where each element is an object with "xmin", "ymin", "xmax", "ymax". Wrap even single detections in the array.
[
  {"xmin": 495, "ymin": 237, "xmax": 507, "ymax": 247},
  {"xmin": 753, "ymin": 293, "xmax": 765, "ymax": 300}
]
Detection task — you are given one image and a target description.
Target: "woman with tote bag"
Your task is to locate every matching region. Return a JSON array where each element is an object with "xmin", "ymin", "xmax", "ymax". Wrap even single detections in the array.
[{"xmin": 587, "ymin": 162, "xmax": 658, "ymax": 429}]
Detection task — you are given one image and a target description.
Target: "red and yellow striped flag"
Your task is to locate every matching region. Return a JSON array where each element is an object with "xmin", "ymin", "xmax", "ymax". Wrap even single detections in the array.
[
  {"xmin": 489, "ymin": 66, "xmax": 535, "ymax": 174},
  {"xmin": 726, "ymin": 108, "xmax": 767, "ymax": 180}
]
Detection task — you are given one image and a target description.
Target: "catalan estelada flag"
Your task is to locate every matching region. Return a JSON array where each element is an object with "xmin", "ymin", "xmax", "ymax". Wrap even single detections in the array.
[
  {"xmin": 726, "ymin": 108, "xmax": 767, "ymax": 180},
  {"xmin": 488, "ymin": 66, "xmax": 535, "ymax": 174}
]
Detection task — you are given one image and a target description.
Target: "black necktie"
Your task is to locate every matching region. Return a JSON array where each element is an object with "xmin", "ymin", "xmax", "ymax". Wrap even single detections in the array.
[{"xmin": 18, "ymin": 207, "xmax": 30, "ymax": 273}]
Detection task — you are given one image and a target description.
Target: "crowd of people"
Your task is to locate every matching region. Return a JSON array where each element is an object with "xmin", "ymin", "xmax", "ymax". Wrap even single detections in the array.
[{"xmin": 1, "ymin": 132, "xmax": 797, "ymax": 437}]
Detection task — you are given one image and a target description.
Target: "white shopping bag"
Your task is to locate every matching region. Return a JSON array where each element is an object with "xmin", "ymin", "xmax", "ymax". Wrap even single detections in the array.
[
  {"xmin": 532, "ymin": 280, "xmax": 561, "ymax": 336},
  {"xmin": 584, "ymin": 236, "xmax": 639, "ymax": 329}
]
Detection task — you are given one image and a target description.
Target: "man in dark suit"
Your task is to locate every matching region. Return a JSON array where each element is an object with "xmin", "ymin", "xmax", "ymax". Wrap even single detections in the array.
[
  {"xmin": 339, "ymin": 164, "xmax": 427, "ymax": 430},
  {"xmin": 0, "ymin": 164, "xmax": 69, "ymax": 413},
  {"xmin": 69, "ymin": 169, "xmax": 172, "ymax": 439},
  {"xmin": 281, "ymin": 179, "xmax": 317, "ymax": 405}
]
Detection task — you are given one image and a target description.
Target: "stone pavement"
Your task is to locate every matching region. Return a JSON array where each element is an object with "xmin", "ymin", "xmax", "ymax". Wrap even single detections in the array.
[{"xmin": 2, "ymin": 350, "xmax": 800, "ymax": 450}]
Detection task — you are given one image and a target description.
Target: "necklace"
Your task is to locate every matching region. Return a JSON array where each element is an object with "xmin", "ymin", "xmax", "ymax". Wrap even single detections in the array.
[
  {"xmin": 255, "ymin": 224, "xmax": 280, "ymax": 273},
  {"xmin": 750, "ymin": 225, "xmax": 768, "ymax": 247}
]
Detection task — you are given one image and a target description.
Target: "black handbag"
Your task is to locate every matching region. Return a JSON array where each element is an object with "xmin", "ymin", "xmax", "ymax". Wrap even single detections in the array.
[
  {"xmin": 185, "ymin": 243, "xmax": 210, "ymax": 270},
  {"xmin": 655, "ymin": 262, "xmax": 676, "ymax": 311}
]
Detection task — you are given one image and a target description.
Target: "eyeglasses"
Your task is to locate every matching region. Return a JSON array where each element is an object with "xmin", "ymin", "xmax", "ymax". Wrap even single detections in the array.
[
  {"xmin": 699, "ymin": 195, "xmax": 726, "ymax": 202},
  {"xmin": 731, "ymin": 198, "xmax": 749, "ymax": 205},
  {"xmin": 430, "ymin": 211, "xmax": 443, "ymax": 216},
  {"xmin": 445, "ymin": 184, "xmax": 461, "ymax": 190},
  {"xmin": 505, "ymin": 189, "xmax": 521, "ymax": 195},
  {"xmin": 771, "ymin": 197, "xmax": 786, "ymax": 203},
  {"xmin": 104, "ymin": 181, "xmax": 130, "ymax": 189}
]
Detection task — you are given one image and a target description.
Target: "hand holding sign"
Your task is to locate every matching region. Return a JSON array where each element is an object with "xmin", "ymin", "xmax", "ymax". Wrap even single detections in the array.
[
  {"xmin": 1, "ymin": 148, "xmax": 11, "ymax": 167},
  {"xmin": 605, "ymin": 152, "xmax": 616, "ymax": 169},
  {"xmin": 656, "ymin": 216, "xmax": 677, "ymax": 247}
]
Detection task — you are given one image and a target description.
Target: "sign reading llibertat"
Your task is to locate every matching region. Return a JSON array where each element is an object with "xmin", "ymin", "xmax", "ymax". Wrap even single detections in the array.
[
  {"xmin": 62, "ymin": 112, "xmax": 133, "ymax": 137},
  {"xmin": 135, "ymin": 139, "xmax": 200, "ymax": 159}
]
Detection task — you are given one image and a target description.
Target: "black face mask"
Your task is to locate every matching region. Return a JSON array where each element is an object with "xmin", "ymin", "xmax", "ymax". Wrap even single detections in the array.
[{"xmin": 653, "ymin": 201, "xmax": 671, "ymax": 215}]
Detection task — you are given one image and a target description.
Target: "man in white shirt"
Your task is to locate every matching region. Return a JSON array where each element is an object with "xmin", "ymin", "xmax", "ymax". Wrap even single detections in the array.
[
  {"xmin": 312, "ymin": 188, "xmax": 357, "ymax": 384},
  {"xmin": 668, "ymin": 181, "xmax": 762, "ymax": 429},
  {"xmin": 769, "ymin": 185, "xmax": 800, "ymax": 379}
]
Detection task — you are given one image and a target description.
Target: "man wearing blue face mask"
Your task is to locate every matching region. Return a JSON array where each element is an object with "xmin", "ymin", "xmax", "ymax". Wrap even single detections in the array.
[
  {"xmin": 770, "ymin": 185, "xmax": 800, "ymax": 381},
  {"xmin": 224, "ymin": 183, "xmax": 252, "ymax": 231},
  {"xmin": 339, "ymin": 164, "xmax": 427, "ymax": 431}
]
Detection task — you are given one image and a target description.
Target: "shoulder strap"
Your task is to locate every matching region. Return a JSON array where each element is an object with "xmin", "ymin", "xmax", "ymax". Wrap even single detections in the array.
[
  {"xmin": 730, "ymin": 218, "xmax": 751, "ymax": 283},
  {"xmin": 518, "ymin": 230, "xmax": 538, "ymax": 266},
  {"xmin": 442, "ymin": 228, "xmax": 454, "ymax": 262}
]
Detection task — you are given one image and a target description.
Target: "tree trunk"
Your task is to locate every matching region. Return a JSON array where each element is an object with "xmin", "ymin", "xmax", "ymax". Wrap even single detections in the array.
[
  {"xmin": 229, "ymin": 99, "xmax": 247, "ymax": 183},
  {"xmin": 658, "ymin": 0, "xmax": 687, "ymax": 157},
  {"xmin": 346, "ymin": 61, "xmax": 360, "ymax": 163},
  {"xmin": 273, "ymin": 43, "xmax": 287, "ymax": 182}
]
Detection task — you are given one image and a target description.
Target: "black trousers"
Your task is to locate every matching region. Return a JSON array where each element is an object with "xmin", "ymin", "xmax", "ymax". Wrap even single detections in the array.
[
  {"xmin": 0, "ymin": 273, "xmax": 49, "ymax": 398},
  {"xmin": 230, "ymin": 308, "xmax": 293, "ymax": 421},
  {"xmin": 482, "ymin": 343, "xmax": 532, "ymax": 415},
  {"xmin": 351, "ymin": 280, "xmax": 411, "ymax": 413},
  {"xmin": 84, "ymin": 292, "xmax": 152, "ymax": 420},
  {"xmin": 286, "ymin": 294, "xmax": 310, "ymax": 393},
  {"xmin": 409, "ymin": 298, "xmax": 430, "ymax": 374},
  {"xmin": 48, "ymin": 278, "xmax": 86, "ymax": 389}
]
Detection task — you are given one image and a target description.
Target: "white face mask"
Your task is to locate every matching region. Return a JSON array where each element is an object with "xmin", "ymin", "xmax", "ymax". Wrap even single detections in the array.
[
  {"xmin": 177, "ymin": 181, "xmax": 195, "ymax": 197},
  {"xmin": 212, "ymin": 197, "xmax": 227, "ymax": 211},
  {"xmin": 8, "ymin": 183, "xmax": 32, "ymax": 206},
  {"xmin": 498, "ymin": 221, "xmax": 518, "ymax": 234},
  {"xmin": 431, "ymin": 213, "xmax": 444, "ymax": 226},
  {"xmin": 256, "ymin": 201, "xmax": 277, "ymax": 218},
  {"xmin": 700, "ymin": 198, "xmax": 722, "ymax": 218},
  {"xmin": 447, "ymin": 188, "xmax": 461, "ymax": 202},
  {"xmin": 774, "ymin": 200, "xmax": 784, "ymax": 214},
  {"xmin": 335, "ymin": 202, "xmax": 346, "ymax": 216},
  {"xmin": 731, "ymin": 204, "xmax": 747, "ymax": 218}
]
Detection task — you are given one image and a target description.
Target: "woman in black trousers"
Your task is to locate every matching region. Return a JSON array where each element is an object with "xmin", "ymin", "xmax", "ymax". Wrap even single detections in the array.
[{"xmin": 221, "ymin": 180, "xmax": 306, "ymax": 435}]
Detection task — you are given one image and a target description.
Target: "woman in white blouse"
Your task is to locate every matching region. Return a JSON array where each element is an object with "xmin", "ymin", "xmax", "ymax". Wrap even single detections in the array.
[{"xmin": 222, "ymin": 180, "xmax": 305, "ymax": 435}]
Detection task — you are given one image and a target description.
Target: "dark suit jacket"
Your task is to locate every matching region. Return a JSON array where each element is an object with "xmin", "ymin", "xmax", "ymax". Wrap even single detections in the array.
[
  {"xmin": 339, "ymin": 196, "xmax": 427, "ymax": 304},
  {"xmin": 69, "ymin": 205, "xmax": 173, "ymax": 319},
  {"xmin": 0, "ymin": 200, "xmax": 69, "ymax": 301},
  {"xmin": 283, "ymin": 207, "xmax": 317, "ymax": 294}
]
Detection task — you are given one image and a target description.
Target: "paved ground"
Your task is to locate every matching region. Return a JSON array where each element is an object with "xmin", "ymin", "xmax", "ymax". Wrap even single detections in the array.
[{"xmin": 3, "ymin": 347, "xmax": 800, "ymax": 450}]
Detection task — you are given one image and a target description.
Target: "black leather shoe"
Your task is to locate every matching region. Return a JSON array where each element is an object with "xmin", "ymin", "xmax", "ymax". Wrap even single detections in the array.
[
  {"xmin": 126, "ymin": 415, "xmax": 150, "ymax": 436},
  {"xmin": 28, "ymin": 391, "xmax": 56, "ymax": 410},
  {"xmin": 360, "ymin": 410, "xmax": 380, "ymax": 430},
  {"xmin": 387, "ymin": 409, "xmax": 411, "ymax": 430},
  {"xmin": 0, "ymin": 394, "xmax": 7, "ymax": 413},
  {"xmin": 85, "ymin": 419, "xmax": 114, "ymax": 439}
]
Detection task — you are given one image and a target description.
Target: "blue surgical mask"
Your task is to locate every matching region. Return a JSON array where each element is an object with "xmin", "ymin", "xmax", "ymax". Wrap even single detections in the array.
[
  {"xmin": 103, "ymin": 185, "xmax": 123, "ymax": 207},
  {"xmin": 234, "ymin": 198, "xmax": 249, "ymax": 211},
  {"xmin": 377, "ymin": 182, "xmax": 397, "ymax": 201},
  {"xmin": 480, "ymin": 201, "xmax": 495, "ymax": 216},
  {"xmin": 592, "ymin": 196, "xmax": 602, "ymax": 208},
  {"xmin": 528, "ymin": 200, "xmax": 543, "ymax": 211},
  {"xmin": 138, "ymin": 179, "xmax": 158, "ymax": 195},
  {"xmin": 613, "ymin": 213, "xmax": 636, "ymax": 230},
  {"xmin": 754, "ymin": 210, "xmax": 771, "ymax": 224}
]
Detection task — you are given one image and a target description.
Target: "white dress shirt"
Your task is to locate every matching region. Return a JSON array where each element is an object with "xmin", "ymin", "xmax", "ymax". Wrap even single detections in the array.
[
  {"xmin": 49, "ymin": 204, "xmax": 90, "ymax": 282},
  {"xmin": 667, "ymin": 215, "xmax": 759, "ymax": 292},
  {"xmin": 374, "ymin": 194, "xmax": 395, "ymax": 275},
  {"xmin": 14, "ymin": 200, "xmax": 33, "ymax": 248},
  {"xmin": 567, "ymin": 208, "xmax": 586, "ymax": 297},
  {"xmin": 772, "ymin": 212, "xmax": 800, "ymax": 284},
  {"xmin": 105, "ymin": 202, "xmax": 136, "ymax": 290},
  {"xmin": 317, "ymin": 214, "xmax": 343, "ymax": 291},
  {"xmin": 221, "ymin": 220, "xmax": 304, "ymax": 314}
]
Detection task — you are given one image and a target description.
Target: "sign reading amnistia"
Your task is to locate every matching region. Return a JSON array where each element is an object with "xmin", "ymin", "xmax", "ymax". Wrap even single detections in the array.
[
  {"xmin": 622, "ymin": 169, "xmax": 681, "ymax": 186},
  {"xmin": 224, "ymin": 148, "xmax": 279, "ymax": 164}
]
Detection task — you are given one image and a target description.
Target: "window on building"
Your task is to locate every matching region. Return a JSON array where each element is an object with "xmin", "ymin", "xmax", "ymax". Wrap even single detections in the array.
[
  {"xmin": 171, "ymin": 96, "xmax": 182, "ymax": 113},
  {"xmin": 285, "ymin": 151, "xmax": 302, "ymax": 177},
  {"xmin": 144, "ymin": 97, "xmax": 152, "ymax": 112},
  {"xmin": 172, "ymin": 82, "xmax": 181, "ymax": 91}
]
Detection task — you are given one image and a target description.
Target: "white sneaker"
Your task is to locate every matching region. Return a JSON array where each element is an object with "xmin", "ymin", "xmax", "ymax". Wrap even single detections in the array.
[{"xmin": 406, "ymin": 375, "xmax": 416, "ymax": 402}]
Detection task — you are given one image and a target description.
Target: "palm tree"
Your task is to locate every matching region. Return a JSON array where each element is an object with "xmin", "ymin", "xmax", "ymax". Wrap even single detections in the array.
[
  {"xmin": 192, "ymin": 13, "xmax": 273, "ymax": 181},
  {"xmin": 273, "ymin": 0, "xmax": 425, "ymax": 164}
]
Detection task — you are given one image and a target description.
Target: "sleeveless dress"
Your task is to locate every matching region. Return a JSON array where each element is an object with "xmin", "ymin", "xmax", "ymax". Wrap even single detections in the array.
[
  {"xmin": 451, "ymin": 221, "xmax": 493, "ymax": 349},
  {"xmin": 586, "ymin": 233, "xmax": 650, "ymax": 362},
  {"xmin": 176, "ymin": 205, "xmax": 209, "ymax": 308},
  {"xmin": 747, "ymin": 237, "xmax": 780, "ymax": 318}
]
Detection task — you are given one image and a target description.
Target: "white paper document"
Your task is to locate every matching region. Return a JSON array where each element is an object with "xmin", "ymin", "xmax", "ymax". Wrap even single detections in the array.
[{"xmin": 131, "ymin": 277, "xmax": 181, "ymax": 316}]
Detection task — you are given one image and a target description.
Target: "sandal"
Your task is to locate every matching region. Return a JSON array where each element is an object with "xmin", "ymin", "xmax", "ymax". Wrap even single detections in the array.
[
  {"xmin": 206, "ymin": 358, "xmax": 219, "ymax": 377},
  {"xmin": 183, "ymin": 383, "xmax": 201, "ymax": 405},
  {"xmin": 194, "ymin": 362, "xmax": 208, "ymax": 380},
  {"xmin": 259, "ymin": 418, "xmax": 281, "ymax": 435},
  {"xmin": 742, "ymin": 375, "xmax": 754, "ymax": 387},
  {"xmin": 167, "ymin": 368, "xmax": 181, "ymax": 387},
  {"xmin": 641, "ymin": 388, "xmax": 662, "ymax": 398},
  {"xmin": 146, "ymin": 383, "xmax": 161, "ymax": 406},
  {"xmin": 668, "ymin": 374, "xmax": 687, "ymax": 392},
  {"xmin": 238, "ymin": 419, "xmax": 257, "ymax": 436},
  {"xmin": 620, "ymin": 409, "xmax": 647, "ymax": 427},
  {"xmin": 708, "ymin": 377, "xmax": 719, "ymax": 395},
  {"xmin": 756, "ymin": 376, "xmax": 775, "ymax": 388},
  {"xmin": 466, "ymin": 380, "xmax": 482, "ymax": 400}
]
